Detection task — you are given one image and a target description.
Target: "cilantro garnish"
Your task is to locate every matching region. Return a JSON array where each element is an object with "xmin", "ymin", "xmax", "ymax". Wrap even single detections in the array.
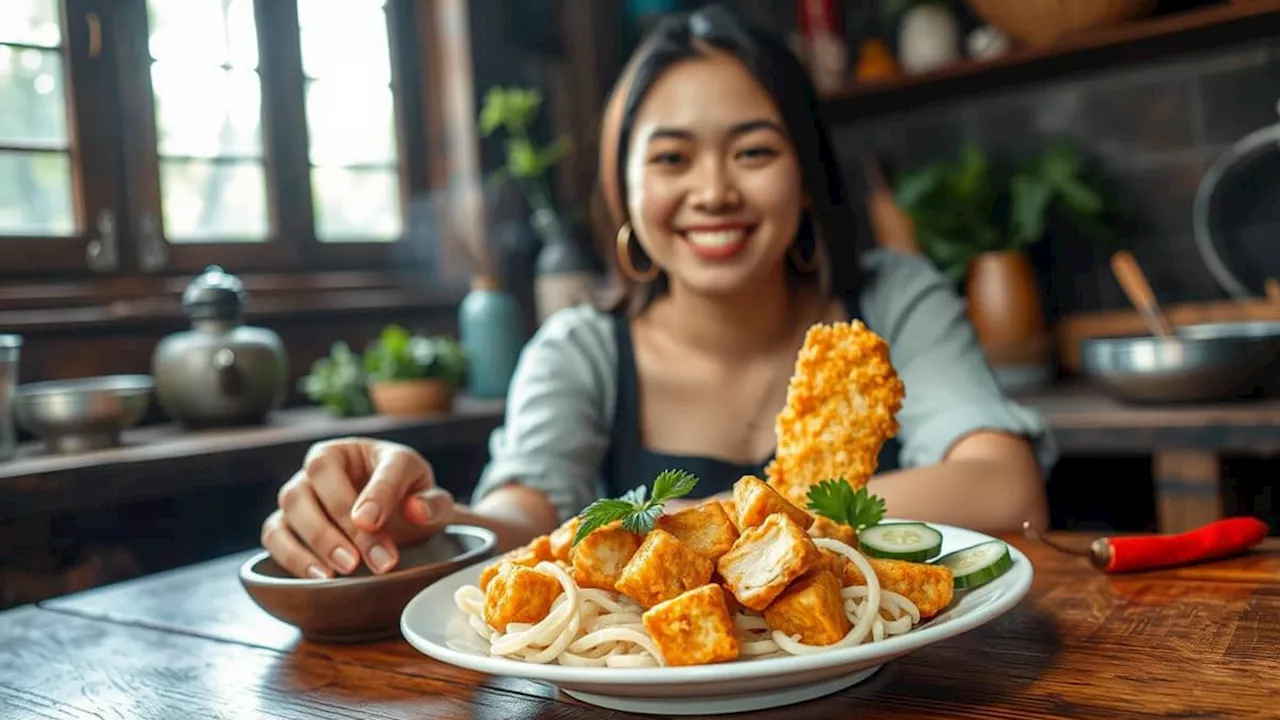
[
  {"xmin": 573, "ymin": 469, "xmax": 699, "ymax": 545},
  {"xmin": 806, "ymin": 479, "xmax": 886, "ymax": 531}
]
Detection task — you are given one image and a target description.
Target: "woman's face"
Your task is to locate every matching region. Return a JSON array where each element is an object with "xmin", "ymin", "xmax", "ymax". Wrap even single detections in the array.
[{"xmin": 624, "ymin": 49, "xmax": 804, "ymax": 297}]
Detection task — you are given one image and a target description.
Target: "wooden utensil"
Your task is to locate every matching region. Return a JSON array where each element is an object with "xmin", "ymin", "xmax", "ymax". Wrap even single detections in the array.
[{"xmin": 1110, "ymin": 250, "xmax": 1176, "ymax": 339}]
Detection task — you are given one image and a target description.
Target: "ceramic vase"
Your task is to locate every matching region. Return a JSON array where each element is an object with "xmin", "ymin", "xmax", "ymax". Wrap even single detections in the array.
[{"xmin": 458, "ymin": 275, "xmax": 524, "ymax": 399}]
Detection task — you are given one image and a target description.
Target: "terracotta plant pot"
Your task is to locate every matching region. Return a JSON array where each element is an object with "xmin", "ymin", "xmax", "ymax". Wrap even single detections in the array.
[
  {"xmin": 965, "ymin": 250, "xmax": 1053, "ymax": 391},
  {"xmin": 368, "ymin": 379, "xmax": 456, "ymax": 416}
]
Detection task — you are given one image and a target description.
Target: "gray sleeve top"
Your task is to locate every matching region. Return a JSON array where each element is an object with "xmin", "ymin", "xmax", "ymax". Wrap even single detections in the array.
[{"xmin": 472, "ymin": 249, "xmax": 1059, "ymax": 522}]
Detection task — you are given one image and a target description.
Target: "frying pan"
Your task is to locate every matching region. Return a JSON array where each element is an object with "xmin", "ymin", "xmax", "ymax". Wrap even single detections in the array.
[{"xmin": 1078, "ymin": 253, "xmax": 1280, "ymax": 403}]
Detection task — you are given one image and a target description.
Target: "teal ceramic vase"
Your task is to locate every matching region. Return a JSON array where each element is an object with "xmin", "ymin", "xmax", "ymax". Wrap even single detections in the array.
[{"xmin": 458, "ymin": 275, "xmax": 524, "ymax": 399}]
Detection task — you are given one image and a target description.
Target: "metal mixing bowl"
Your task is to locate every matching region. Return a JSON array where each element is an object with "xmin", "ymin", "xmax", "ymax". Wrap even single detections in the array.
[
  {"xmin": 14, "ymin": 375, "xmax": 155, "ymax": 453},
  {"xmin": 1079, "ymin": 321, "xmax": 1280, "ymax": 403}
]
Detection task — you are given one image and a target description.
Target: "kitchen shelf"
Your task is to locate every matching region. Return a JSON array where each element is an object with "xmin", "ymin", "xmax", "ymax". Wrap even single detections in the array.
[{"xmin": 821, "ymin": 0, "xmax": 1280, "ymax": 123}]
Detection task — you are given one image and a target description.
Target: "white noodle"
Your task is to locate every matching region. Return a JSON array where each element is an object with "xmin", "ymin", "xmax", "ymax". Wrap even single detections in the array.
[{"xmin": 453, "ymin": 539, "xmax": 924, "ymax": 667}]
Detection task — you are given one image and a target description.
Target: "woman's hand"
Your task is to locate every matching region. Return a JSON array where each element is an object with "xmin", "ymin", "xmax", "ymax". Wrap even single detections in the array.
[{"xmin": 260, "ymin": 438, "xmax": 455, "ymax": 579}]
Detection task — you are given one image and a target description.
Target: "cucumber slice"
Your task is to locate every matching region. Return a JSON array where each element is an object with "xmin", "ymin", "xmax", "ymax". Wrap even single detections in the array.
[
  {"xmin": 857, "ymin": 522, "xmax": 944, "ymax": 562},
  {"xmin": 933, "ymin": 541, "xmax": 1014, "ymax": 589}
]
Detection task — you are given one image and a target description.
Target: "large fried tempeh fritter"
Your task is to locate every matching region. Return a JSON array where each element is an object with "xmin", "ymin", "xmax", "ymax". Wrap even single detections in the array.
[{"xmin": 765, "ymin": 321, "xmax": 905, "ymax": 507}]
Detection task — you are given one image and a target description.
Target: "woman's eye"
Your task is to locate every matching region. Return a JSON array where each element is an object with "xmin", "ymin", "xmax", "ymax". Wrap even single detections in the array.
[
  {"xmin": 650, "ymin": 152, "xmax": 685, "ymax": 166},
  {"xmin": 737, "ymin": 146, "xmax": 778, "ymax": 161}
]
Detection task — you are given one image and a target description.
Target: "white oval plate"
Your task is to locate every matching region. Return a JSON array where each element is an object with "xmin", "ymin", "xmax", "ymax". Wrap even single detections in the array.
[{"xmin": 400, "ymin": 521, "xmax": 1033, "ymax": 716}]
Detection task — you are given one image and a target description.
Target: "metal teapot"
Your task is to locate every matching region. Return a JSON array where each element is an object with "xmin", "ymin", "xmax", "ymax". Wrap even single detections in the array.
[{"xmin": 152, "ymin": 266, "xmax": 288, "ymax": 428}]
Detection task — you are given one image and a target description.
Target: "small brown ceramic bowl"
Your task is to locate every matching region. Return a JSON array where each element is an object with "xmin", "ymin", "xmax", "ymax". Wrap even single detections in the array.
[{"xmin": 239, "ymin": 524, "xmax": 496, "ymax": 643}]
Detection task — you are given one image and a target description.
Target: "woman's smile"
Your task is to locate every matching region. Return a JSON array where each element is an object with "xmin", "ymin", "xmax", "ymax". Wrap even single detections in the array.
[{"xmin": 679, "ymin": 223, "xmax": 756, "ymax": 261}]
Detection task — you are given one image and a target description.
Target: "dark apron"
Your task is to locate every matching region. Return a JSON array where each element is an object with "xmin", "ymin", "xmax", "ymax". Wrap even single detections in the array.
[{"xmin": 601, "ymin": 294, "xmax": 901, "ymax": 499}]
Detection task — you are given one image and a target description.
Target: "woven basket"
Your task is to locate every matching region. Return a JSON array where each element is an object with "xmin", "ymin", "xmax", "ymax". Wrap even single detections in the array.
[{"xmin": 965, "ymin": 0, "xmax": 1158, "ymax": 47}]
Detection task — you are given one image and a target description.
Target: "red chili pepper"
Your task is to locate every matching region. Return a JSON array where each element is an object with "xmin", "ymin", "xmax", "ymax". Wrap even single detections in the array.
[{"xmin": 1023, "ymin": 517, "xmax": 1271, "ymax": 573}]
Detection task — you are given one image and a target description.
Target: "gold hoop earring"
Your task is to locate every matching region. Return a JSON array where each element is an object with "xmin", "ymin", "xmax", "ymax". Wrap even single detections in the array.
[{"xmin": 616, "ymin": 222, "xmax": 661, "ymax": 283}]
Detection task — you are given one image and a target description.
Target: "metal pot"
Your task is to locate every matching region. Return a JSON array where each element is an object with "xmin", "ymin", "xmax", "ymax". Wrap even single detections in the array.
[
  {"xmin": 1079, "ymin": 321, "xmax": 1280, "ymax": 403},
  {"xmin": 1192, "ymin": 106, "xmax": 1280, "ymax": 300},
  {"xmin": 152, "ymin": 266, "xmax": 288, "ymax": 428}
]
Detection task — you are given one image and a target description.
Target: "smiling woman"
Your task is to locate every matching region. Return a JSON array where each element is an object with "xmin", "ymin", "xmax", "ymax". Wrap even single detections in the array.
[{"xmin": 260, "ymin": 4, "xmax": 1056, "ymax": 584}]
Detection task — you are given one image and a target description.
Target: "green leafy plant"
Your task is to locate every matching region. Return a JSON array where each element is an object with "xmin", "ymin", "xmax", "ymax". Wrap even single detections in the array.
[
  {"xmin": 363, "ymin": 325, "xmax": 468, "ymax": 387},
  {"xmin": 574, "ymin": 469, "xmax": 700, "ymax": 545},
  {"xmin": 479, "ymin": 86, "xmax": 571, "ymax": 214},
  {"xmin": 298, "ymin": 341, "xmax": 372, "ymax": 417},
  {"xmin": 894, "ymin": 141, "xmax": 1122, "ymax": 283},
  {"xmin": 806, "ymin": 480, "xmax": 887, "ymax": 531}
]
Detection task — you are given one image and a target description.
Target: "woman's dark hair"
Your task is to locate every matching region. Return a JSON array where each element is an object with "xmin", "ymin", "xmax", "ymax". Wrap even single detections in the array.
[{"xmin": 594, "ymin": 4, "xmax": 865, "ymax": 316}]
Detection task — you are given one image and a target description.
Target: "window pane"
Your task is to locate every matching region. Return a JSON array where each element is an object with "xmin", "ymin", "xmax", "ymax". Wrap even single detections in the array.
[
  {"xmin": 297, "ymin": 0, "xmax": 391, "ymax": 83},
  {"xmin": 305, "ymin": 81, "xmax": 395, "ymax": 166},
  {"xmin": 0, "ymin": 0, "xmax": 61, "ymax": 47},
  {"xmin": 0, "ymin": 150, "xmax": 74, "ymax": 235},
  {"xmin": 312, "ymin": 167, "xmax": 400, "ymax": 241},
  {"xmin": 152, "ymin": 63, "xmax": 261, "ymax": 158},
  {"xmin": 147, "ymin": 0, "xmax": 258, "ymax": 69},
  {"xmin": 0, "ymin": 47, "xmax": 66, "ymax": 145},
  {"xmin": 159, "ymin": 160, "xmax": 267, "ymax": 242}
]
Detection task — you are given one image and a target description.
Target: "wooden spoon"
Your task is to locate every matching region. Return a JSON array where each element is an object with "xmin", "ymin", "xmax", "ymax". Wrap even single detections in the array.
[{"xmin": 1110, "ymin": 250, "xmax": 1176, "ymax": 339}]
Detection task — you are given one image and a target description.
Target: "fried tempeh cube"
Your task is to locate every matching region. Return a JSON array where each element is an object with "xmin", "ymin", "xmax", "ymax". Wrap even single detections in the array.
[
  {"xmin": 733, "ymin": 475, "xmax": 813, "ymax": 531},
  {"xmin": 719, "ymin": 499, "xmax": 741, "ymax": 531},
  {"xmin": 483, "ymin": 563, "xmax": 562, "ymax": 631},
  {"xmin": 816, "ymin": 547, "xmax": 851, "ymax": 580},
  {"xmin": 655, "ymin": 501, "xmax": 740, "ymax": 562},
  {"xmin": 641, "ymin": 584, "xmax": 740, "ymax": 666},
  {"xmin": 765, "ymin": 321, "xmax": 905, "ymax": 507},
  {"xmin": 571, "ymin": 521, "xmax": 644, "ymax": 591},
  {"xmin": 844, "ymin": 556, "xmax": 955, "ymax": 619},
  {"xmin": 717, "ymin": 512, "xmax": 823, "ymax": 612},
  {"xmin": 479, "ymin": 535, "xmax": 553, "ymax": 590},
  {"xmin": 549, "ymin": 517, "xmax": 581, "ymax": 561},
  {"xmin": 763, "ymin": 569, "xmax": 850, "ymax": 645},
  {"xmin": 615, "ymin": 529, "xmax": 715, "ymax": 608},
  {"xmin": 808, "ymin": 515, "xmax": 858, "ymax": 547}
]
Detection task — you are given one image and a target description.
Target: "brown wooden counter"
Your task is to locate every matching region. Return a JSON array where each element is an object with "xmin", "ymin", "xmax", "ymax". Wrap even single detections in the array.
[
  {"xmin": 0, "ymin": 398, "xmax": 505, "ymax": 517},
  {"xmin": 1014, "ymin": 383, "xmax": 1280, "ymax": 534}
]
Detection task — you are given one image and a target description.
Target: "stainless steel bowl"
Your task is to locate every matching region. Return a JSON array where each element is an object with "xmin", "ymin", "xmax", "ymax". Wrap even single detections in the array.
[
  {"xmin": 14, "ymin": 375, "xmax": 155, "ymax": 453},
  {"xmin": 1079, "ymin": 321, "xmax": 1280, "ymax": 403}
]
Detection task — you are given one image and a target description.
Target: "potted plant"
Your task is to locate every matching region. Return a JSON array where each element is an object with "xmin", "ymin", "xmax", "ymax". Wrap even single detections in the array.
[
  {"xmin": 363, "ymin": 325, "xmax": 468, "ymax": 416},
  {"xmin": 894, "ymin": 141, "xmax": 1120, "ymax": 389},
  {"xmin": 298, "ymin": 341, "xmax": 373, "ymax": 418}
]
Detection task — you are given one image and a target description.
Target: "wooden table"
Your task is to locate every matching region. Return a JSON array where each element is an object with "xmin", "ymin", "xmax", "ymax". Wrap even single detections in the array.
[
  {"xmin": 2, "ymin": 533, "xmax": 1276, "ymax": 719},
  {"xmin": 1015, "ymin": 383, "xmax": 1280, "ymax": 534}
]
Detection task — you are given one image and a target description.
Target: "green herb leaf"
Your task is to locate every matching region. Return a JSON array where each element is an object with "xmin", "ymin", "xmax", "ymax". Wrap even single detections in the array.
[
  {"xmin": 806, "ymin": 479, "xmax": 887, "ymax": 531},
  {"xmin": 573, "ymin": 470, "xmax": 700, "ymax": 546},
  {"xmin": 573, "ymin": 499, "xmax": 635, "ymax": 545},
  {"xmin": 651, "ymin": 469, "xmax": 698, "ymax": 504}
]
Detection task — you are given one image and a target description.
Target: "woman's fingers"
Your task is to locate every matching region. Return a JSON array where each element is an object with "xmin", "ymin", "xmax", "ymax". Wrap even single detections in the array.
[
  {"xmin": 261, "ymin": 509, "xmax": 331, "ymax": 580},
  {"xmin": 277, "ymin": 472, "xmax": 363, "ymax": 575},
  {"xmin": 400, "ymin": 487, "xmax": 455, "ymax": 531},
  {"xmin": 308, "ymin": 460, "xmax": 401, "ymax": 574},
  {"xmin": 351, "ymin": 444, "xmax": 436, "ymax": 533}
]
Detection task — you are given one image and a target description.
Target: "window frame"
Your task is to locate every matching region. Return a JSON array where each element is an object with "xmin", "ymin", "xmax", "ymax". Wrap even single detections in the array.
[
  {"xmin": 0, "ymin": 0, "xmax": 440, "ymax": 280},
  {"xmin": 0, "ymin": 0, "xmax": 129, "ymax": 277}
]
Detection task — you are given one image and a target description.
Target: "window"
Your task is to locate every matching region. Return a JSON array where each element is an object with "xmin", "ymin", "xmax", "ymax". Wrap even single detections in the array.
[
  {"xmin": 0, "ymin": 0, "xmax": 438, "ymax": 281},
  {"xmin": 298, "ymin": 0, "xmax": 402, "ymax": 242},
  {"xmin": 0, "ymin": 0, "xmax": 74, "ymax": 238},
  {"xmin": 146, "ymin": 0, "xmax": 269, "ymax": 243}
]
